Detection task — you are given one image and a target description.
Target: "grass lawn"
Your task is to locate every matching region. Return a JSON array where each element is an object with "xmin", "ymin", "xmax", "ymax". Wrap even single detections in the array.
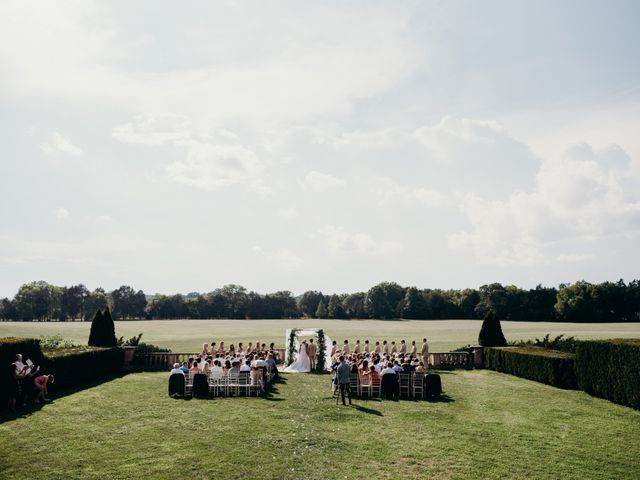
[
  {"xmin": 1, "ymin": 370, "xmax": 639, "ymax": 479},
  {"xmin": 2, "ymin": 319, "xmax": 640, "ymax": 353}
]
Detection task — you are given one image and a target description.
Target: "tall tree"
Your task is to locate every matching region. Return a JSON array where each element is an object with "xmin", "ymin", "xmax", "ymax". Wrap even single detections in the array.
[{"xmin": 88, "ymin": 307, "xmax": 117, "ymax": 347}]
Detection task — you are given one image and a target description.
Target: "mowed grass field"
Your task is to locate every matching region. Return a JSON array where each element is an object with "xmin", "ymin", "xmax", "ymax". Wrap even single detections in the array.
[
  {"xmin": 1, "ymin": 370, "xmax": 639, "ymax": 479},
  {"xmin": 1, "ymin": 319, "xmax": 640, "ymax": 352}
]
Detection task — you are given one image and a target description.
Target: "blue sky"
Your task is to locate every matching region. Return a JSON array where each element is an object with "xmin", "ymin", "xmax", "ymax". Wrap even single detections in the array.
[{"xmin": 1, "ymin": 0, "xmax": 639, "ymax": 297}]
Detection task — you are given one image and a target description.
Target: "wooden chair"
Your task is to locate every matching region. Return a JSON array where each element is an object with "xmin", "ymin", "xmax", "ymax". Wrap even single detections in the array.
[
  {"xmin": 359, "ymin": 374, "xmax": 372, "ymax": 398},
  {"xmin": 184, "ymin": 373, "xmax": 193, "ymax": 397},
  {"xmin": 349, "ymin": 372, "xmax": 359, "ymax": 397},
  {"xmin": 412, "ymin": 373, "xmax": 425, "ymax": 399},
  {"xmin": 399, "ymin": 373, "xmax": 411, "ymax": 398},
  {"xmin": 370, "ymin": 375, "xmax": 381, "ymax": 398},
  {"xmin": 238, "ymin": 372, "xmax": 251, "ymax": 396}
]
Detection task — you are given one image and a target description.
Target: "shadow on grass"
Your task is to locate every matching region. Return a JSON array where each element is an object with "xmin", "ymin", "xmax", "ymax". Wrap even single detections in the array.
[
  {"xmin": 351, "ymin": 404, "xmax": 383, "ymax": 416},
  {"xmin": 424, "ymin": 393, "xmax": 455, "ymax": 403},
  {"xmin": 1, "ymin": 372, "xmax": 129, "ymax": 424}
]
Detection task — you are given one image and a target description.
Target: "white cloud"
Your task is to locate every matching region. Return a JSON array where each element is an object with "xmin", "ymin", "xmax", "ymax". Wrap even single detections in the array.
[
  {"xmin": 318, "ymin": 225, "xmax": 402, "ymax": 256},
  {"xmin": 374, "ymin": 177, "xmax": 445, "ymax": 207},
  {"xmin": 279, "ymin": 207, "xmax": 300, "ymax": 219},
  {"xmin": 166, "ymin": 142, "xmax": 263, "ymax": 191},
  {"xmin": 112, "ymin": 112, "xmax": 198, "ymax": 146},
  {"xmin": 40, "ymin": 132, "xmax": 84, "ymax": 157},
  {"xmin": 449, "ymin": 143, "xmax": 640, "ymax": 265},
  {"xmin": 252, "ymin": 246, "xmax": 304, "ymax": 272},
  {"xmin": 52, "ymin": 207, "xmax": 70, "ymax": 220},
  {"xmin": 0, "ymin": 3, "xmax": 419, "ymax": 124},
  {"xmin": 303, "ymin": 171, "xmax": 346, "ymax": 192}
]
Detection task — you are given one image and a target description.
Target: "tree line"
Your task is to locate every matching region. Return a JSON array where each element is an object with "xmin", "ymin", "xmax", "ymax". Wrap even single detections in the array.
[{"xmin": 1, "ymin": 279, "xmax": 639, "ymax": 322}]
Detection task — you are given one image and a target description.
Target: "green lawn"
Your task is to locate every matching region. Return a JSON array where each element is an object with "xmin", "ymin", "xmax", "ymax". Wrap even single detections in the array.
[
  {"xmin": 2, "ymin": 319, "xmax": 640, "ymax": 353},
  {"xmin": 1, "ymin": 370, "xmax": 638, "ymax": 479}
]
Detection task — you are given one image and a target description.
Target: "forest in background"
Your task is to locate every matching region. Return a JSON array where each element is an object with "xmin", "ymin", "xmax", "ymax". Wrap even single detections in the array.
[{"xmin": 1, "ymin": 279, "xmax": 639, "ymax": 323}]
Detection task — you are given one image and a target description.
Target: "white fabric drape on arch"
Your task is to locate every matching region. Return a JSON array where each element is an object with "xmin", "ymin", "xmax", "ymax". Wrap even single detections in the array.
[{"xmin": 284, "ymin": 328, "xmax": 333, "ymax": 371}]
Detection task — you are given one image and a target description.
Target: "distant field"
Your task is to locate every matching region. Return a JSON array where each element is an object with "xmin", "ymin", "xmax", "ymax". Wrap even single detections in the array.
[{"xmin": 1, "ymin": 319, "xmax": 639, "ymax": 353}]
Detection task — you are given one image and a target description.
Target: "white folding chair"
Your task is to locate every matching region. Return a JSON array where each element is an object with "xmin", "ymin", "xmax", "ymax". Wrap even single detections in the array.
[{"xmin": 412, "ymin": 373, "xmax": 425, "ymax": 399}]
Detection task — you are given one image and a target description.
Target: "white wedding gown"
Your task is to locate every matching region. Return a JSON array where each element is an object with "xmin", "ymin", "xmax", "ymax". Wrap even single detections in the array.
[{"xmin": 284, "ymin": 343, "xmax": 311, "ymax": 373}]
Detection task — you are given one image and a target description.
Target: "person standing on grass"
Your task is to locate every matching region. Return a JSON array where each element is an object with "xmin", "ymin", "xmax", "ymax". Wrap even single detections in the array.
[
  {"xmin": 336, "ymin": 356, "xmax": 352, "ymax": 406},
  {"xmin": 421, "ymin": 338, "xmax": 429, "ymax": 370},
  {"xmin": 307, "ymin": 338, "xmax": 317, "ymax": 370}
]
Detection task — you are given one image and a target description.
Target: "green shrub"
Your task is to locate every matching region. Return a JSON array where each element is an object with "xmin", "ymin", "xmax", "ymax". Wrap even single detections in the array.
[
  {"xmin": 42, "ymin": 347, "xmax": 124, "ymax": 390},
  {"xmin": 485, "ymin": 346, "xmax": 577, "ymax": 389},
  {"xmin": 88, "ymin": 307, "xmax": 117, "ymax": 347},
  {"xmin": 478, "ymin": 311, "xmax": 507, "ymax": 347},
  {"xmin": 576, "ymin": 339, "xmax": 640, "ymax": 410}
]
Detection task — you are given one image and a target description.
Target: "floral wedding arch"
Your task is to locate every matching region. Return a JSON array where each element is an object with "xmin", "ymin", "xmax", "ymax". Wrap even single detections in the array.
[{"xmin": 284, "ymin": 328, "xmax": 333, "ymax": 372}]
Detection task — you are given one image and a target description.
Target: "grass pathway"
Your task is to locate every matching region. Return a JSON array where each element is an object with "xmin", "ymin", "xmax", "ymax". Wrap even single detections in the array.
[{"xmin": 1, "ymin": 370, "xmax": 639, "ymax": 479}]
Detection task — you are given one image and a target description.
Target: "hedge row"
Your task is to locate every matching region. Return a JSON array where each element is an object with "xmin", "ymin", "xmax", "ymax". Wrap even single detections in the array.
[
  {"xmin": 1, "ymin": 337, "xmax": 124, "ymax": 405},
  {"xmin": 484, "ymin": 346, "xmax": 577, "ymax": 389},
  {"xmin": 42, "ymin": 347, "xmax": 125, "ymax": 390},
  {"xmin": 576, "ymin": 339, "xmax": 640, "ymax": 410}
]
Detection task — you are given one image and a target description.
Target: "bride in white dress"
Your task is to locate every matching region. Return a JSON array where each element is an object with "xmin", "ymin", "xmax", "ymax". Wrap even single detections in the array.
[{"xmin": 284, "ymin": 340, "xmax": 311, "ymax": 373}]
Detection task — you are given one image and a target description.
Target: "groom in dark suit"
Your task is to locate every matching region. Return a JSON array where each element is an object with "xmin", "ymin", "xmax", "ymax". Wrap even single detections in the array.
[{"xmin": 336, "ymin": 356, "xmax": 352, "ymax": 406}]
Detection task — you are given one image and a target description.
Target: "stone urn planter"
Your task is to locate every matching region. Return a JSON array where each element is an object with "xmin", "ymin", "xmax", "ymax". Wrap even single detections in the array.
[{"xmin": 123, "ymin": 346, "xmax": 137, "ymax": 369}]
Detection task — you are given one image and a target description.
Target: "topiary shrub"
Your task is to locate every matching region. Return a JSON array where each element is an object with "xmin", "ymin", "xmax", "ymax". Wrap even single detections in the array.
[
  {"xmin": 485, "ymin": 346, "xmax": 577, "ymax": 389},
  {"xmin": 88, "ymin": 307, "xmax": 117, "ymax": 347},
  {"xmin": 575, "ymin": 339, "xmax": 640, "ymax": 409},
  {"xmin": 478, "ymin": 311, "xmax": 507, "ymax": 347}
]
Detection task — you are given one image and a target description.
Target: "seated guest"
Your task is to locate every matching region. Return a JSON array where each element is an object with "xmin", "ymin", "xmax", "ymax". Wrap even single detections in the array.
[
  {"xmin": 202, "ymin": 361, "xmax": 211, "ymax": 374},
  {"xmin": 369, "ymin": 365, "xmax": 380, "ymax": 386},
  {"xmin": 211, "ymin": 360, "xmax": 224, "ymax": 375},
  {"xmin": 229, "ymin": 361, "xmax": 240, "ymax": 375},
  {"xmin": 180, "ymin": 362, "xmax": 189, "ymax": 374},
  {"xmin": 170, "ymin": 363, "xmax": 183, "ymax": 375},
  {"xmin": 33, "ymin": 374, "xmax": 54, "ymax": 403},
  {"xmin": 393, "ymin": 360, "xmax": 403, "ymax": 373},
  {"xmin": 224, "ymin": 360, "xmax": 232, "ymax": 372},
  {"xmin": 240, "ymin": 359, "xmax": 252, "ymax": 372},
  {"xmin": 350, "ymin": 362, "xmax": 359, "ymax": 374},
  {"xmin": 189, "ymin": 361, "xmax": 201, "ymax": 374},
  {"xmin": 381, "ymin": 362, "xmax": 397, "ymax": 377},
  {"xmin": 415, "ymin": 362, "xmax": 426, "ymax": 373}
]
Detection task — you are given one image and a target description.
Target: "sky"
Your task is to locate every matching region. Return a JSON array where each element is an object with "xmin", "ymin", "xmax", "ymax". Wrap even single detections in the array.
[{"xmin": 1, "ymin": 0, "xmax": 640, "ymax": 297}]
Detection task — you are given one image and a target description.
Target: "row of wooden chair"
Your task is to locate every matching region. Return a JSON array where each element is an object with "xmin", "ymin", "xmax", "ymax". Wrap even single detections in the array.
[
  {"xmin": 346, "ymin": 372, "xmax": 441, "ymax": 399},
  {"xmin": 170, "ymin": 369, "xmax": 276, "ymax": 398}
]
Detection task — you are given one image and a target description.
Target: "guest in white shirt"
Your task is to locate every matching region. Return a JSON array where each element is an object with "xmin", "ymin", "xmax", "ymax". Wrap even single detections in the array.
[
  {"xmin": 240, "ymin": 359, "xmax": 252, "ymax": 372},
  {"xmin": 381, "ymin": 363, "xmax": 396, "ymax": 376},
  {"xmin": 170, "ymin": 363, "xmax": 183, "ymax": 375}
]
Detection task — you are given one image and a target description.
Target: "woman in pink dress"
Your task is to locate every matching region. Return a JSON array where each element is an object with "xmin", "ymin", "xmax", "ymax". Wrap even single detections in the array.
[{"xmin": 33, "ymin": 374, "xmax": 54, "ymax": 403}]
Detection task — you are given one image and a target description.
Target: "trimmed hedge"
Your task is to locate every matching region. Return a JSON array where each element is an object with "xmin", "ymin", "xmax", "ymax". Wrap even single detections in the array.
[
  {"xmin": 1, "ymin": 337, "xmax": 124, "ymax": 407},
  {"xmin": 576, "ymin": 339, "xmax": 640, "ymax": 410},
  {"xmin": 43, "ymin": 347, "xmax": 125, "ymax": 390},
  {"xmin": 485, "ymin": 346, "xmax": 577, "ymax": 389},
  {"xmin": 1, "ymin": 337, "xmax": 45, "ymax": 367}
]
